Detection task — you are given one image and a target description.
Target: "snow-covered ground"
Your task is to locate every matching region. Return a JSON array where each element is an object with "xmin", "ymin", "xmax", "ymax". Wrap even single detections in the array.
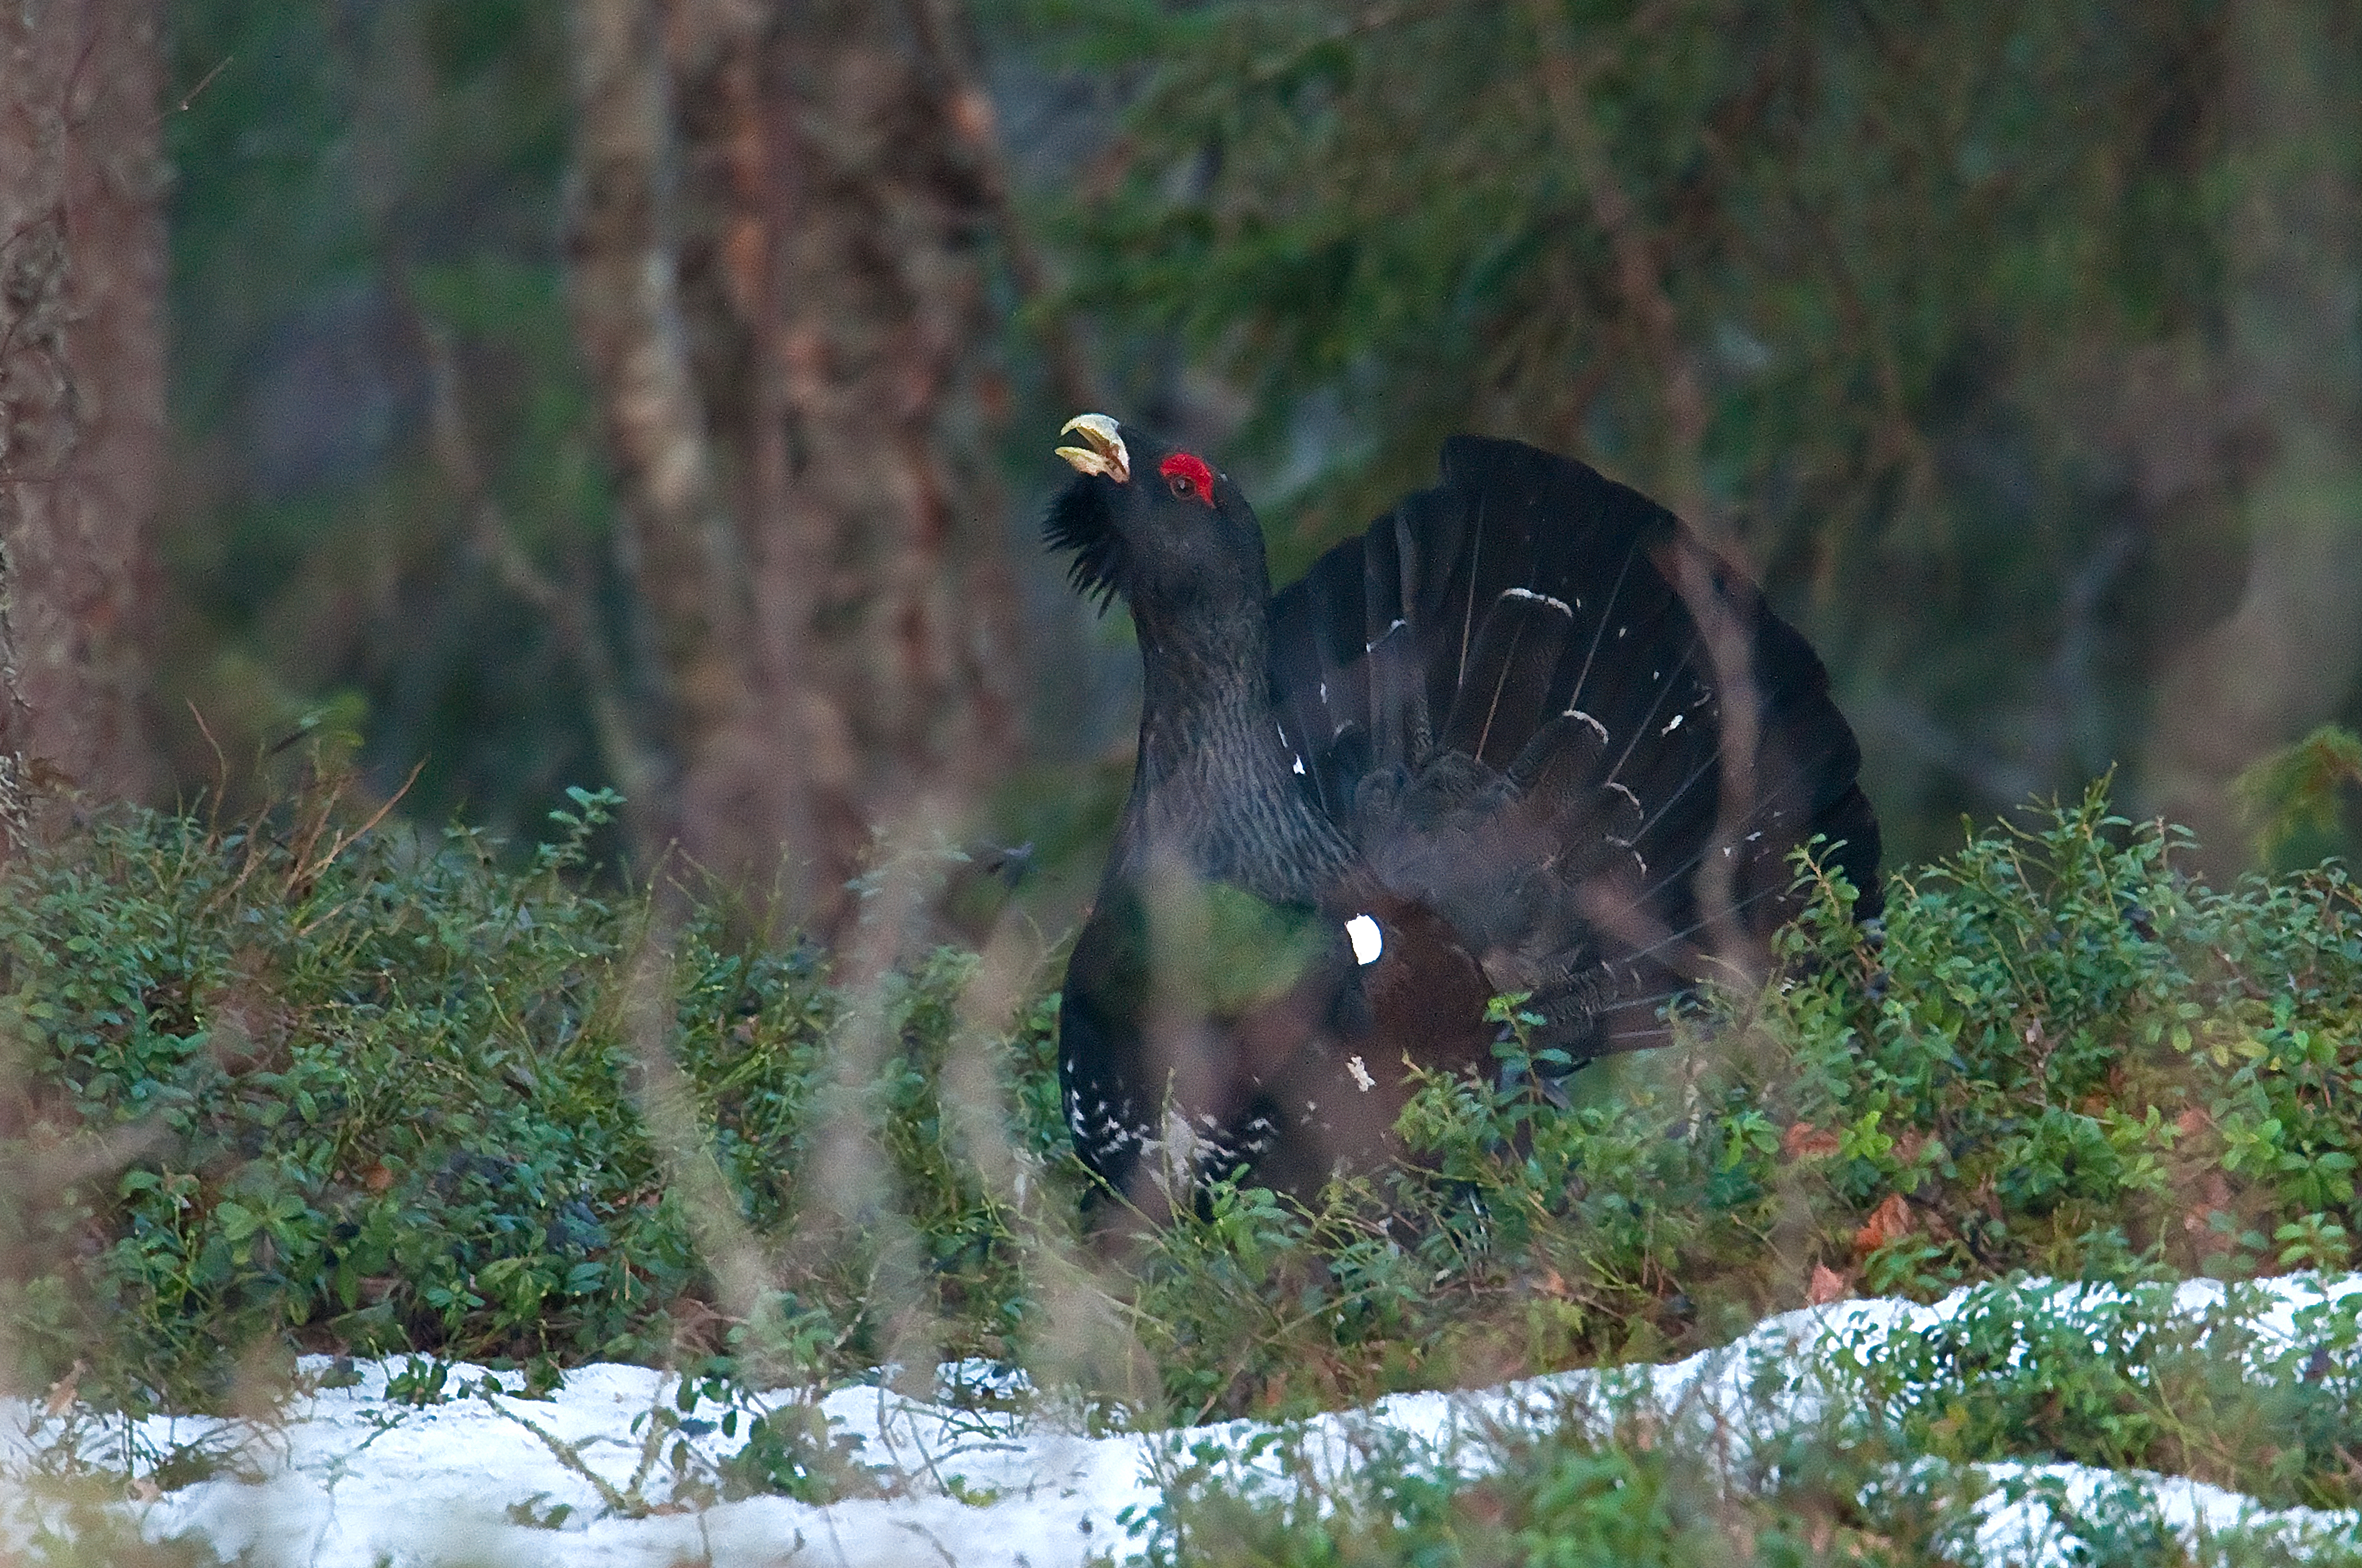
[{"xmin": 9, "ymin": 1275, "xmax": 2362, "ymax": 1565}]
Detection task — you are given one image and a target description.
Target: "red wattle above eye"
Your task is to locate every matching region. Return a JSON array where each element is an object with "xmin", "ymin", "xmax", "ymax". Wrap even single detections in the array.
[{"xmin": 1158, "ymin": 451, "xmax": 1217, "ymax": 505}]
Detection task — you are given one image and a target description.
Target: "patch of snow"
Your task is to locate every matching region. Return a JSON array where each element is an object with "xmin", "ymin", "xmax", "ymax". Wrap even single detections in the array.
[
  {"xmin": 1969, "ymin": 1461, "xmax": 2359, "ymax": 1564},
  {"xmin": 7, "ymin": 1273, "xmax": 2362, "ymax": 1565}
]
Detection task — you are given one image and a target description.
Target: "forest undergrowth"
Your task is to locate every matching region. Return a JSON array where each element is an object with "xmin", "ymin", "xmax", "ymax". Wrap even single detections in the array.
[{"xmin": 6, "ymin": 770, "xmax": 2362, "ymax": 1561}]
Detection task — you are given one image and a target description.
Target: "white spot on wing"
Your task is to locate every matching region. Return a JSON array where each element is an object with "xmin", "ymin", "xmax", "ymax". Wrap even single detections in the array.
[
  {"xmin": 1345, "ymin": 913, "xmax": 1383, "ymax": 965},
  {"xmin": 1292, "ymin": 755, "xmax": 1306, "ymax": 775},
  {"xmin": 1502, "ymin": 586, "xmax": 1573, "ymax": 614},
  {"xmin": 1660, "ymin": 712, "xmax": 1684, "ymax": 735},
  {"xmin": 1565, "ymin": 708, "xmax": 1609, "ymax": 742}
]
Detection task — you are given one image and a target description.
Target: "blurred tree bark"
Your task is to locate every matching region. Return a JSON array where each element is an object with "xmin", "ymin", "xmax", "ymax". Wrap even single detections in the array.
[
  {"xmin": 0, "ymin": 1, "xmax": 166, "ymax": 854},
  {"xmin": 2137, "ymin": 0, "xmax": 2362, "ymax": 872},
  {"xmin": 567, "ymin": 0, "xmax": 1023, "ymax": 935}
]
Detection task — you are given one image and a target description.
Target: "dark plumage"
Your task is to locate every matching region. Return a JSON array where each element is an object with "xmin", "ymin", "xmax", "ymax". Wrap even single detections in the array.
[{"xmin": 1046, "ymin": 415, "xmax": 1879, "ymax": 1219}]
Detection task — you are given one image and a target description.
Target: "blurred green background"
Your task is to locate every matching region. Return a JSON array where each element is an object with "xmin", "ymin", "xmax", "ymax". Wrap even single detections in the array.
[{"xmin": 144, "ymin": 0, "xmax": 2362, "ymax": 907}]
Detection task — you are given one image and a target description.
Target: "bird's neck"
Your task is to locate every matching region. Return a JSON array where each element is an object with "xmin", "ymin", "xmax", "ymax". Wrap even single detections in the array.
[{"xmin": 1119, "ymin": 600, "xmax": 1352, "ymax": 902}]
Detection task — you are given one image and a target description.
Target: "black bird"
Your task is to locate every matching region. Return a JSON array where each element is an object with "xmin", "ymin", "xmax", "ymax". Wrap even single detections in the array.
[{"xmin": 1046, "ymin": 414, "xmax": 1878, "ymax": 1217}]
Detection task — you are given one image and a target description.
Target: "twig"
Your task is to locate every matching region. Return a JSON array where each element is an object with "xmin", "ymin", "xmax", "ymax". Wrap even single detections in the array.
[
  {"xmin": 152, "ymin": 55, "xmax": 230, "ymax": 129},
  {"xmin": 272, "ymin": 755, "xmax": 425, "ymax": 906},
  {"xmin": 185, "ymin": 698, "xmax": 229, "ymax": 824},
  {"xmin": 488, "ymin": 1397, "xmax": 639, "ymax": 1517},
  {"xmin": 285, "ymin": 755, "xmax": 425, "ymax": 898}
]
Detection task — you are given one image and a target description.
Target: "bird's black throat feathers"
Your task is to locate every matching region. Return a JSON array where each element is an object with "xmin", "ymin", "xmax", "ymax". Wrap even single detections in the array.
[
  {"xmin": 1046, "ymin": 461, "xmax": 1352, "ymax": 905},
  {"xmin": 1042, "ymin": 476, "xmax": 1130, "ymax": 614}
]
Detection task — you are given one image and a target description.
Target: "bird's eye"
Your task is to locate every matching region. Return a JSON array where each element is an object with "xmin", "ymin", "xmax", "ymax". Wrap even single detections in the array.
[{"xmin": 1158, "ymin": 451, "xmax": 1217, "ymax": 507}]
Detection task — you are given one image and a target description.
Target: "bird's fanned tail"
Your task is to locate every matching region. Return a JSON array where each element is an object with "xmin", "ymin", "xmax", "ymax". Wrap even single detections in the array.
[{"xmin": 1267, "ymin": 435, "xmax": 1880, "ymax": 1063}]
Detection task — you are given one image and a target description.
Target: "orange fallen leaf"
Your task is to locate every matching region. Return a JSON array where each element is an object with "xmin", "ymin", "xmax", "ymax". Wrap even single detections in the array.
[
  {"xmin": 1783, "ymin": 1122, "xmax": 1842, "ymax": 1159},
  {"xmin": 1853, "ymin": 1193, "xmax": 1915, "ymax": 1259},
  {"xmin": 44, "ymin": 1361, "xmax": 83, "ymax": 1418},
  {"xmin": 1807, "ymin": 1263, "xmax": 1850, "ymax": 1305}
]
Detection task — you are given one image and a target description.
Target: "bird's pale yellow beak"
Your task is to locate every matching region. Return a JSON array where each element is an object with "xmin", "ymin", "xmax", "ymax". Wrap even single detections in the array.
[{"xmin": 1055, "ymin": 413, "xmax": 1129, "ymax": 483}]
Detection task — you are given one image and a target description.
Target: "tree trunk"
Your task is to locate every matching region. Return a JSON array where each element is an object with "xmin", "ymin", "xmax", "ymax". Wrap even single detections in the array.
[
  {"xmin": 568, "ymin": 0, "xmax": 1023, "ymax": 935},
  {"xmin": 564, "ymin": 0, "xmax": 755, "ymax": 875},
  {"xmin": 0, "ymin": 0, "xmax": 166, "ymax": 850},
  {"xmin": 2137, "ymin": 0, "xmax": 2362, "ymax": 873}
]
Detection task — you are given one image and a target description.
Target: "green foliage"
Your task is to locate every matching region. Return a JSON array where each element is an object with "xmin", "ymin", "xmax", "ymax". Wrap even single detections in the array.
[
  {"xmin": 16, "ymin": 776, "xmax": 2362, "ymax": 1527},
  {"xmin": 0, "ymin": 772, "xmax": 1078, "ymax": 1418},
  {"xmin": 1824, "ymin": 1278, "xmax": 2362, "ymax": 1511},
  {"xmin": 1137, "ymin": 1280, "xmax": 2362, "ymax": 1565}
]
